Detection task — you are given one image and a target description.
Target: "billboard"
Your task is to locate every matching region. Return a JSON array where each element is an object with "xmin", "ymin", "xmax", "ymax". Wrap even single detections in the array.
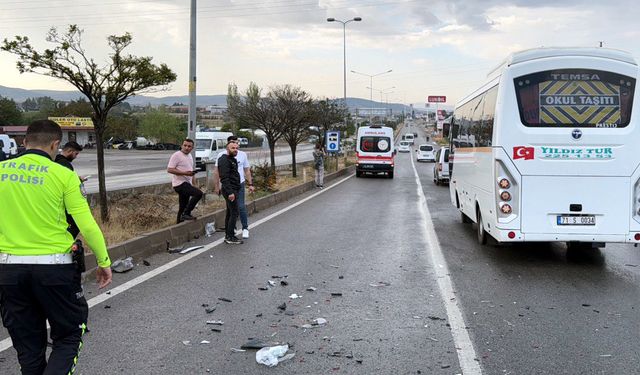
[
  {"xmin": 428, "ymin": 96, "xmax": 446, "ymax": 103},
  {"xmin": 49, "ymin": 117, "xmax": 94, "ymax": 128}
]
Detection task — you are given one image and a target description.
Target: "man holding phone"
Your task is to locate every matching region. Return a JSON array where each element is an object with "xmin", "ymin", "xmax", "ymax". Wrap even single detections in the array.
[{"xmin": 167, "ymin": 139, "xmax": 203, "ymax": 223}]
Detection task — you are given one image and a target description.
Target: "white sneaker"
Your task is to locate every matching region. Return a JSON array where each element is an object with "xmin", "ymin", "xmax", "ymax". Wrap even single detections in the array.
[{"xmin": 242, "ymin": 229, "xmax": 249, "ymax": 239}]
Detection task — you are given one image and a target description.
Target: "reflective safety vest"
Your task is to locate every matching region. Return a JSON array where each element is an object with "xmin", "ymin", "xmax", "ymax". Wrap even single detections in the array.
[{"xmin": 0, "ymin": 150, "xmax": 111, "ymax": 267}]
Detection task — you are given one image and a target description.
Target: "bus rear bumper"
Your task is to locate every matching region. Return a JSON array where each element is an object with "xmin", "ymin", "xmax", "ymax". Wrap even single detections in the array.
[{"xmin": 491, "ymin": 230, "xmax": 640, "ymax": 244}]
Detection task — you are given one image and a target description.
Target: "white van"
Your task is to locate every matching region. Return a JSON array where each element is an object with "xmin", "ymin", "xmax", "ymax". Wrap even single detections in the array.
[
  {"xmin": 0, "ymin": 135, "xmax": 17, "ymax": 158},
  {"xmin": 356, "ymin": 125, "xmax": 395, "ymax": 178},
  {"xmin": 433, "ymin": 147, "xmax": 450, "ymax": 185},
  {"xmin": 404, "ymin": 133, "xmax": 415, "ymax": 144},
  {"xmin": 195, "ymin": 131, "xmax": 233, "ymax": 170}
]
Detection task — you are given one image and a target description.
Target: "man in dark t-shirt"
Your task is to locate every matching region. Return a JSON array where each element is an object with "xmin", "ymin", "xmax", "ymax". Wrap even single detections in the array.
[{"xmin": 55, "ymin": 141, "xmax": 86, "ymax": 238}]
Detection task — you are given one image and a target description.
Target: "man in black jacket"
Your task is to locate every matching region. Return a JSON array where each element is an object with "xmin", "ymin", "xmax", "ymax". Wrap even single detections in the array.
[
  {"xmin": 218, "ymin": 141, "xmax": 243, "ymax": 244},
  {"xmin": 55, "ymin": 141, "xmax": 87, "ymax": 238}
]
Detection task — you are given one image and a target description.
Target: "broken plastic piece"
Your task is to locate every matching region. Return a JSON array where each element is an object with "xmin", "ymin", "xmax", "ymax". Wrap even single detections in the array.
[
  {"xmin": 280, "ymin": 280, "xmax": 289, "ymax": 286},
  {"xmin": 143, "ymin": 260, "xmax": 151, "ymax": 266},
  {"xmin": 179, "ymin": 246, "xmax": 204, "ymax": 254},
  {"xmin": 256, "ymin": 345, "xmax": 290, "ymax": 367},
  {"xmin": 205, "ymin": 307, "xmax": 216, "ymax": 314},
  {"xmin": 313, "ymin": 318, "xmax": 327, "ymax": 325},
  {"xmin": 111, "ymin": 257, "xmax": 134, "ymax": 273},
  {"xmin": 268, "ymin": 280, "xmax": 276, "ymax": 287},
  {"xmin": 277, "ymin": 303, "xmax": 286, "ymax": 311},
  {"xmin": 330, "ymin": 292, "xmax": 343, "ymax": 297},
  {"xmin": 369, "ymin": 281, "xmax": 391, "ymax": 287},
  {"xmin": 289, "ymin": 293, "xmax": 301, "ymax": 299},
  {"xmin": 306, "ymin": 287, "xmax": 317, "ymax": 292},
  {"xmin": 200, "ymin": 340, "xmax": 210, "ymax": 344},
  {"xmin": 231, "ymin": 348, "xmax": 246, "ymax": 353},
  {"xmin": 182, "ymin": 341, "xmax": 191, "ymax": 346},
  {"xmin": 218, "ymin": 297, "xmax": 232, "ymax": 303},
  {"xmin": 258, "ymin": 287, "xmax": 269, "ymax": 291},
  {"xmin": 167, "ymin": 245, "xmax": 184, "ymax": 253},
  {"xmin": 241, "ymin": 339, "xmax": 268, "ymax": 350},
  {"xmin": 205, "ymin": 222, "xmax": 215, "ymax": 237},
  {"xmin": 206, "ymin": 320, "xmax": 224, "ymax": 325}
]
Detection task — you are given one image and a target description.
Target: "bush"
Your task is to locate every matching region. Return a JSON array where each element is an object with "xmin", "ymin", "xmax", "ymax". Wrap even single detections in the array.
[{"xmin": 251, "ymin": 161, "xmax": 277, "ymax": 192}]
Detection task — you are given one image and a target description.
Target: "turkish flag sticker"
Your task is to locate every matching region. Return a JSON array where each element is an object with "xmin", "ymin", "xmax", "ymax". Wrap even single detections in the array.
[{"xmin": 513, "ymin": 146, "xmax": 535, "ymax": 160}]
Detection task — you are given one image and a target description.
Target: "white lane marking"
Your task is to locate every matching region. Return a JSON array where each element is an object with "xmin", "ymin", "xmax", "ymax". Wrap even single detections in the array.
[
  {"xmin": 0, "ymin": 173, "xmax": 355, "ymax": 354},
  {"xmin": 410, "ymin": 156, "xmax": 483, "ymax": 374}
]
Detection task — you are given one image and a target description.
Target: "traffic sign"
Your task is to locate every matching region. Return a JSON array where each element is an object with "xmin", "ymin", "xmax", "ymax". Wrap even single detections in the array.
[
  {"xmin": 427, "ymin": 96, "xmax": 446, "ymax": 103},
  {"xmin": 326, "ymin": 131, "xmax": 340, "ymax": 153}
]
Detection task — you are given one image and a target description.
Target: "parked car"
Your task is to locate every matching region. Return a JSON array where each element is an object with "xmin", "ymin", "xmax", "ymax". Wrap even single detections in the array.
[
  {"xmin": 416, "ymin": 144, "xmax": 436, "ymax": 162},
  {"xmin": 398, "ymin": 141, "xmax": 412, "ymax": 153},
  {"xmin": 433, "ymin": 147, "xmax": 450, "ymax": 185},
  {"xmin": 238, "ymin": 137, "xmax": 249, "ymax": 146}
]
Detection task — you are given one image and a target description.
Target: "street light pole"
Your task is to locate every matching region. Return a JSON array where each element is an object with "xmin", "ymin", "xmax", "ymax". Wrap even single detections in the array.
[
  {"xmin": 327, "ymin": 17, "xmax": 362, "ymax": 132},
  {"xmin": 188, "ymin": 0, "xmax": 197, "ymax": 163},
  {"xmin": 351, "ymin": 69, "xmax": 392, "ymax": 124}
]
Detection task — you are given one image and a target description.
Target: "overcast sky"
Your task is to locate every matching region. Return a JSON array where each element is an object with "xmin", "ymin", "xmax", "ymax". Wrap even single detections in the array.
[{"xmin": 0, "ymin": 0, "xmax": 638, "ymax": 107}]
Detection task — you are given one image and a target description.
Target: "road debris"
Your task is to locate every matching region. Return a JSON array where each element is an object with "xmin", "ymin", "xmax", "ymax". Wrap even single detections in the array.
[
  {"xmin": 178, "ymin": 246, "xmax": 203, "ymax": 254},
  {"xmin": 338, "ymin": 276, "xmax": 344, "ymax": 279},
  {"xmin": 142, "ymin": 260, "xmax": 151, "ymax": 266},
  {"xmin": 200, "ymin": 340, "xmax": 210, "ymax": 344},
  {"xmin": 210, "ymin": 328, "xmax": 221, "ymax": 333},
  {"xmin": 313, "ymin": 318, "xmax": 328, "ymax": 326},
  {"xmin": 280, "ymin": 280, "xmax": 289, "ymax": 286},
  {"xmin": 241, "ymin": 339, "xmax": 269, "ymax": 350},
  {"xmin": 205, "ymin": 222, "xmax": 215, "ymax": 237},
  {"xmin": 258, "ymin": 287, "xmax": 269, "ymax": 291},
  {"xmin": 278, "ymin": 303, "xmax": 287, "ymax": 311},
  {"xmin": 330, "ymin": 292, "xmax": 343, "ymax": 297},
  {"xmin": 231, "ymin": 348, "xmax": 246, "ymax": 353},
  {"xmin": 256, "ymin": 345, "xmax": 293, "ymax": 367},
  {"xmin": 329, "ymin": 265, "xmax": 340, "ymax": 268},
  {"xmin": 427, "ymin": 316, "xmax": 446, "ymax": 321},
  {"xmin": 111, "ymin": 257, "xmax": 134, "ymax": 273},
  {"xmin": 218, "ymin": 297, "xmax": 232, "ymax": 303},
  {"xmin": 167, "ymin": 245, "xmax": 184, "ymax": 254},
  {"xmin": 306, "ymin": 287, "xmax": 317, "ymax": 292},
  {"xmin": 289, "ymin": 294, "xmax": 301, "ymax": 299},
  {"xmin": 369, "ymin": 281, "xmax": 391, "ymax": 287},
  {"xmin": 268, "ymin": 280, "xmax": 276, "ymax": 287},
  {"xmin": 206, "ymin": 320, "xmax": 224, "ymax": 325},
  {"xmin": 205, "ymin": 307, "xmax": 216, "ymax": 314},
  {"xmin": 182, "ymin": 341, "xmax": 191, "ymax": 346}
]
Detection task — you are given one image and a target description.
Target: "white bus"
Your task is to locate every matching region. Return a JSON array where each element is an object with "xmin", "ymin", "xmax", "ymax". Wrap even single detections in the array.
[{"xmin": 449, "ymin": 47, "xmax": 639, "ymax": 248}]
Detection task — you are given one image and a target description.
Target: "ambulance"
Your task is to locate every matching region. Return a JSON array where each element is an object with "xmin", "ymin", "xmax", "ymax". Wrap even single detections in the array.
[{"xmin": 355, "ymin": 125, "xmax": 395, "ymax": 178}]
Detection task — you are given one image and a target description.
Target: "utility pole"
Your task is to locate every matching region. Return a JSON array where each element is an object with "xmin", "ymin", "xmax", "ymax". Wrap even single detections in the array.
[{"xmin": 188, "ymin": 0, "xmax": 197, "ymax": 161}]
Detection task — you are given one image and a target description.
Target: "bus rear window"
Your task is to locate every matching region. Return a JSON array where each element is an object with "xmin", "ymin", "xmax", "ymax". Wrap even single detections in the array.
[
  {"xmin": 360, "ymin": 136, "xmax": 390, "ymax": 153},
  {"xmin": 514, "ymin": 69, "xmax": 635, "ymax": 128}
]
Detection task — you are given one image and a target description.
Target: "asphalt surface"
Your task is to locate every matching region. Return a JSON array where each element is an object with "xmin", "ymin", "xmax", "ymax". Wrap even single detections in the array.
[
  {"xmin": 1, "ymin": 126, "xmax": 639, "ymax": 374},
  {"xmin": 72, "ymin": 144, "xmax": 315, "ymax": 193}
]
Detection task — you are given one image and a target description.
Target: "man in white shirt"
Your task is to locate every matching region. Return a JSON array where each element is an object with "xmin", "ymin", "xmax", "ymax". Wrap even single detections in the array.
[{"xmin": 214, "ymin": 136, "xmax": 255, "ymax": 238}]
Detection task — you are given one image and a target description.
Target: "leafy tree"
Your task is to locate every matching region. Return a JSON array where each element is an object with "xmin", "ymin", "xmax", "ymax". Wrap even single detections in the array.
[
  {"xmin": 2, "ymin": 25, "xmax": 176, "ymax": 221},
  {"xmin": 227, "ymin": 82, "xmax": 282, "ymax": 169},
  {"xmin": 271, "ymin": 85, "xmax": 312, "ymax": 177},
  {"xmin": 50, "ymin": 98, "xmax": 93, "ymax": 117},
  {"xmin": 22, "ymin": 97, "xmax": 38, "ymax": 111},
  {"xmin": 0, "ymin": 96, "xmax": 23, "ymax": 126},
  {"xmin": 138, "ymin": 109, "xmax": 183, "ymax": 144},
  {"xmin": 309, "ymin": 99, "xmax": 348, "ymax": 146},
  {"xmin": 105, "ymin": 114, "xmax": 137, "ymax": 140}
]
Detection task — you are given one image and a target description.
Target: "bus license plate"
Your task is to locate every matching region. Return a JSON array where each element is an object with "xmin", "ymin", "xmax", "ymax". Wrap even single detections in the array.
[{"xmin": 557, "ymin": 215, "xmax": 595, "ymax": 225}]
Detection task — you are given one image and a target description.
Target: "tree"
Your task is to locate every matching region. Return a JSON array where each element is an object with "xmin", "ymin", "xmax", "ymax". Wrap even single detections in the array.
[
  {"xmin": 2, "ymin": 25, "xmax": 176, "ymax": 221},
  {"xmin": 50, "ymin": 98, "xmax": 93, "ymax": 117},
  {"xmin": 271, "ymin": 85, "xmax": 312, "ymax": 177},
  {"xmin": 0, "ymin": 96, "xmax": 23, "ymax": 126},
  {"xmin": 105, "ymin": 114, "xmax": 137, "ymax": 140},
  {"xmin": 139, "ymin": 109, "xmax": 183, "ymax": 144},
  {"xmin": 309, "ymin": 99, "xmax": 348, "ymax": 146},
  {"xmin": 227, "ymin": 82, "xmax": 282, "ymax": 169}
]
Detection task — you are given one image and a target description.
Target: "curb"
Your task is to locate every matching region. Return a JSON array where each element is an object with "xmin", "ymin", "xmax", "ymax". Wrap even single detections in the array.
[{"xmin": 83, "ymin": 165, "xmax": 355, "ymax": 276}]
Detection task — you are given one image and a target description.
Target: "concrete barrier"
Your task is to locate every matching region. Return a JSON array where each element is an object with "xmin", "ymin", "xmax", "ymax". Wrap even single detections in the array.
[{"xmin": 83, "ymin": 165, "xmax": 355, "ymax": 276}]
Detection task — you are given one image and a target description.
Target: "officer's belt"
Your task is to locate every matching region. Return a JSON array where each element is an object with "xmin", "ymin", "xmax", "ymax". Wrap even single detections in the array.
[{"xmin": 0, "ymin": 253, "xmax": 73, "ymax": 265}]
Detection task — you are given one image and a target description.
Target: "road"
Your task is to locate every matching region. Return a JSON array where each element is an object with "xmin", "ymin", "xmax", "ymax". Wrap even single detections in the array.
[
  {"xmin": 72, "ymin": 144, "xmax": 315, "ymax": 194},
  {"xmin": 1, "ymin": 128, "xmax": 639, "ymax": 374}
]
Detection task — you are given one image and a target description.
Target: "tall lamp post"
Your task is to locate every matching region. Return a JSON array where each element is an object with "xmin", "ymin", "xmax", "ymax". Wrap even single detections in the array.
[
  {"xmin": 352, "ymin": 69, "xmax": 392, "ymax": 123},
  {"xmin": 327, "ymin": 16, "xmax": 362, "ymax": 132}
]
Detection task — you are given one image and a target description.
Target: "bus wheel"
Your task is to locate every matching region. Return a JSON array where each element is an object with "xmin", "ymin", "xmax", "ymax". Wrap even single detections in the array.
[{"xmin": 477, "ymin": 210, "xmax": 488, "ymax": 245}]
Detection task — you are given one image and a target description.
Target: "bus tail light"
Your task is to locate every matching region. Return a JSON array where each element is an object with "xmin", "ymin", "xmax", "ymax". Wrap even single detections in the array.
[
  {"xmin": 495, "ymin": 160, "xmax": 518, "ymax": 222},
  {"xmin": 634, "ymin": 179, "xmax": 640, "ymax": 224},
  {"xmin": 635, "ymin": 233, "xmax": 640, "ymax": 241}
]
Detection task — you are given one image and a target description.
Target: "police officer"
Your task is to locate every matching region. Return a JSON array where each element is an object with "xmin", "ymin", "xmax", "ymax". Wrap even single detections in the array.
[{"xmin": 0, "ymin": 120, "xmax": 112, "ymax": 375}]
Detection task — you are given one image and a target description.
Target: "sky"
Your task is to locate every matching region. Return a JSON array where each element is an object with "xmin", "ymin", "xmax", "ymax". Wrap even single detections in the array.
[{"xmin": 0, "ymin": 0, "xmax": 639, "ymax": 108}]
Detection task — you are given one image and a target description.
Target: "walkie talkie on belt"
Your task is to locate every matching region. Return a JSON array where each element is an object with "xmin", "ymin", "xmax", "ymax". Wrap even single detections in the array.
[{"xmin": 71, "ymin": 240, "xmax": 86, "ymax": 273}]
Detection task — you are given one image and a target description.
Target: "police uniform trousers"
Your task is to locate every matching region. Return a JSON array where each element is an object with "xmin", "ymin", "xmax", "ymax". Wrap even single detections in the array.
[{"xmin": 0, "ymin": 263, "xmax": 88, "ymax": 375}]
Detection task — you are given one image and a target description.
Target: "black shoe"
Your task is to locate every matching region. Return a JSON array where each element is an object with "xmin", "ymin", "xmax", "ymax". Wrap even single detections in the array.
[
  {"xmin": 224, "ymin": 236, "xmax": 243, "ymax": 244},
  {"xmin": 181, "ymin": 214, "xmax": 196, "ymax": 221}
]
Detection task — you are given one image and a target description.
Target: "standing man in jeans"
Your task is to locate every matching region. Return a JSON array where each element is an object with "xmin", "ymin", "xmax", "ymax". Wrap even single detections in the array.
[
  {"xmin": 214, "ymin": 136, "xmax": 255, "ymax": 239},
  {"xmin": 218, "ymin": 141, "xmax": 243, "ymax": 244},
  {"xmin": 167, "ymin": 139, "xmax": 203, "ymax": 223}
]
